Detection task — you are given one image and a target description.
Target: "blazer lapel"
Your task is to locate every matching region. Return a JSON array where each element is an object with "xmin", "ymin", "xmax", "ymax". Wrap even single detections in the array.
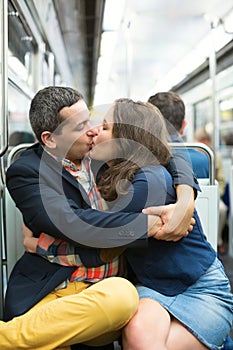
[{"xmin": 37, "ymin": 144, "xmax": 91, "ymax": 206}]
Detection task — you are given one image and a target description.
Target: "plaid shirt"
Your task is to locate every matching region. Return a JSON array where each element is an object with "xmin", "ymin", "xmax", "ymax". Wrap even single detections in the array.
[{"xmin": 37, "ymin": 155, "xmax": 123, "ymax": 283}]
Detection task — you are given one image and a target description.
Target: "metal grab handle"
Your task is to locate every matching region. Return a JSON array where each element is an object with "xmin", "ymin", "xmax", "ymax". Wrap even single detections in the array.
[
  {"xmin": 169, "ymin": 142, "xmax": 215, "ymax": 185},
  {"xmin": 7, "ymin": 143, "xmax": 34, "ymax": 168},
  {"xmin": 0, "ymin": 0, "xmax": 8, "ymax": 158}
]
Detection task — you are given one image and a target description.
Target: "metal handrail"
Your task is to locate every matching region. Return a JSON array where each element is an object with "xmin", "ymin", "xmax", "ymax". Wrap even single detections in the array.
[
  {"xmin": 0, "ymin": 0, "xmax": 8, "ymax": 158},
  {"xmin": 7, "ymin": 143, "xmax": 34, "ymax": 168},
  {"xmin": 169, "ymin": 142, "xmax": 215, "ymax": 185}
]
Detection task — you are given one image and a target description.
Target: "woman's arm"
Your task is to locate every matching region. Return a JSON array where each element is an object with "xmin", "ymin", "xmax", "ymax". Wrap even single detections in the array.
[{"xmin": 144, "ymin": 153, "xmax": 198, "ymax": 241}]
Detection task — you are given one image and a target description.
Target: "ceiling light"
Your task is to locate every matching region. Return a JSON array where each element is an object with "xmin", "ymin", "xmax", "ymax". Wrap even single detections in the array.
[{"xmin": 103, "ymin": 0, "xmax": 125, "ymax": 31}]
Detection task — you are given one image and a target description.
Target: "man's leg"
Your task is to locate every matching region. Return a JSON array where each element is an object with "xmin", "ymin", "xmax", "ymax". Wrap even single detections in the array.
[
  {"xmin": 28, "ymin": 280, "xmax": 116, "ymax": 350},
  {"xmin": 0, "ymin": 277, "xmax": 138, "ymax": 349}
]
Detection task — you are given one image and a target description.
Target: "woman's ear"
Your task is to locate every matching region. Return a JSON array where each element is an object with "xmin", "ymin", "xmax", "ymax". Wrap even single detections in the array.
[{"xmin": 41, "ymin": 131, "xmax": 56, "ymax": 149}]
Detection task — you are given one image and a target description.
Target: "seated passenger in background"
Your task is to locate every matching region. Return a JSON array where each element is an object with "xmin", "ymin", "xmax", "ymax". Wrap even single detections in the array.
[
  {"xmin": 9, "ymin": 131, "xmax": 36, "ymax": 147},
  {"xmin": 148, "ymin": 92, "xmax": 228, "ymax": 255},
  {"xmin": 148, "ymin": 91, "xmax": 209, "ymax": 177}
]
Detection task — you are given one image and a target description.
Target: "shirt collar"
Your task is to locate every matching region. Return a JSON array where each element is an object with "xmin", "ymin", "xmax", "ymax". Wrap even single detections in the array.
[{"xmin": 42, "ymin": 146, "xmax": 83, "ymax": 171}]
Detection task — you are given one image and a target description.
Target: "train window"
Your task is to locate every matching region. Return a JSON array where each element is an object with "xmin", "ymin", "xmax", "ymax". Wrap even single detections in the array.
[
  {"xmin": 8, "ymin": 84, "xmax": 32, "ymax": 137},
  {"xmin": 8, "ymin": 1, "xmax": 35, "ymax": 87},
  {"xmin": 219, "ymin": 96, "xmax": 233, "ymax": 146},
  {"xmin": 220, "ymin": 96, "xmax": 233, "ymax": 123},
  {"xmin": 193, "ymin": 98, "xmax": 212, "ymax": 131}
]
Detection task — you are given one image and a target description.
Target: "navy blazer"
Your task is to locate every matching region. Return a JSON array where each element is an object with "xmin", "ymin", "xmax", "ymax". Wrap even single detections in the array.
[{"xmin": 4, "ymin": 143, "xmax": 147, "ymax": 320}]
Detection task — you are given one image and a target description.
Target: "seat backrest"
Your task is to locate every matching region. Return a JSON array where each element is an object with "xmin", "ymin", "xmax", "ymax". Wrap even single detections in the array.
[
  {"xmin": 5, "ymin": 144, "xmax": 33, "ymax": 277},
  {"xmin": 195, "ymin": 178, "xmax": 219, "ymax": 251},
  {"xmin": 169, "ymin": 142, "xmax": 219, "ymax": 251}
]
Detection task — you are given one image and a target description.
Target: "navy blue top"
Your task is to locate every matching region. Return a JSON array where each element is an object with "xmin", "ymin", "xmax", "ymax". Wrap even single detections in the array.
[
  {"xmin": 170, "ymin": 135, "xmax": 209, "ymax": 179},
  {"xmin": 111, "ymin": 165, "xmax": 216, "ymax": 296}
]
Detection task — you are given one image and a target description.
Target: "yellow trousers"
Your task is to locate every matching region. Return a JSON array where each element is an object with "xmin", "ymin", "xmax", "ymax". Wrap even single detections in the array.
[{"xmin": 0, "ymin": 277, "xmax": 139, "ymax": 349}]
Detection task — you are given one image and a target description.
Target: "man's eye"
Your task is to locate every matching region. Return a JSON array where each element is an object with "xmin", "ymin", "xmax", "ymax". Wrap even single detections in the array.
[
  {"xmin": 76, "ymin": 122, "xmax": 88, "ymax": 131},
  {"xmin": 77, "ymin": 123, "xmax": 84, "ymax": 131}
]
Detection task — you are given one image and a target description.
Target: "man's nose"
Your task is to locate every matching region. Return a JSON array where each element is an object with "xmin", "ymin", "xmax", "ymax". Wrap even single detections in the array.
[{"xmin": 87, "ymin": 125, "xmax": 99, "ymax": 136}]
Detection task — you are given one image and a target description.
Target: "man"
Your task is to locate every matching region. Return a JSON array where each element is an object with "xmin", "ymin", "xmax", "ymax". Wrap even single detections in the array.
[
  {"xmin": 3, "ymin": 87, "xmax": 198, "ymax": 349},
  {"xmin": 148, "ymin": 91, "xmax": 209, "ymax": 177}
]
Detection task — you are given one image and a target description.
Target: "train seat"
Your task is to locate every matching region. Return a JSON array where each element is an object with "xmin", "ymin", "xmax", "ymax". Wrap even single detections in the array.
[{"xmin": 195, "ymin": 178, "xmax": 219, "ymax": 251}]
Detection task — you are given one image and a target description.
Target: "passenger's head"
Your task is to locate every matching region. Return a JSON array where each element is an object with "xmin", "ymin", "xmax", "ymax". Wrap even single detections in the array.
[
  {"xmin": 91, "ymin": 98, "xmax": 170, "ymax": 201},
  {"xmin": 223, "ymin": 131, "xmax": 233, "ymax": 146},
  {"xmin": 148, "ymin": 92, "xmax": 186, "ymax": 135},
  {"xmin": 29, "ymin": 86, "xmax": 98, "ymax": 164},
  {"xmin": 194, "ymin": 127, "xmax": 212, "ymax": 146},
  {"xmin": 9, "ymin": 131, "xmax": 35, "ymax": 146}
]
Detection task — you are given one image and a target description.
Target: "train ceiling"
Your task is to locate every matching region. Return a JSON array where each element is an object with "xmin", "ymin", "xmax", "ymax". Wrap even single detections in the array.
[
  {"xmin": 53, "ymin": 0, "xmax": 233, "ymax": 106},
  {"xmin": 53, "ymin": 0, "xmax": 104, "ymax": 106}
]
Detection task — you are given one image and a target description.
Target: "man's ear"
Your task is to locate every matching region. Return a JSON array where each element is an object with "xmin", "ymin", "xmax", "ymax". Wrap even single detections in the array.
[
  {"xmin": 41, "ymin": 131, "xmax": 56, "ymax": 149},
  {"xmin": 180, "ymin": 119, "xmax": 188, "ymax": 136}
]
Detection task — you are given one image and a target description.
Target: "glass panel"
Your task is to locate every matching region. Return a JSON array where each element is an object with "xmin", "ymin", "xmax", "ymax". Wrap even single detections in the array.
[
  {"xmin": 194, "ymin": 98, "xmax": 212, "ymax": 132},
  {"xmin": 220, "ymin": 96, "xmax": 233, "ymax": 123},
  {"xmin": 8, "ymin": 84, "xmax": 35, "ymax": 147},
  {"xmin": 219, "ymin": 96, "xmax": 233, "ymax": 146},
  {"xmin": 42, "ymin": 53, "xmax": 50, "ymax": 86},
  {"xmin": 8, "ymin": 1, "xmax": 35, "ymax": 86}
]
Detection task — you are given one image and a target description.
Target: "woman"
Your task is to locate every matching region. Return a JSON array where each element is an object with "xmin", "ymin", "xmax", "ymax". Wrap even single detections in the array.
[{"xmin": 25, "ymin": 98, "xmax": 233, "ymax": 350}]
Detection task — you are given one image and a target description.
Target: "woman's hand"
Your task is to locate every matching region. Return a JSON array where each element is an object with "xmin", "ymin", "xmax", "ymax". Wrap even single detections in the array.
[{"xmin": 22, "ymin": 224, "xmax": 38, "ymax": 253}]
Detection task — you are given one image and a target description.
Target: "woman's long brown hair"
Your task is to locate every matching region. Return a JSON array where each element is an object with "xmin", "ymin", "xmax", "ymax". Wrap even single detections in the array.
[{"xmin": 98, "ymin": 98, "xmax": 171, "ymax": 202}]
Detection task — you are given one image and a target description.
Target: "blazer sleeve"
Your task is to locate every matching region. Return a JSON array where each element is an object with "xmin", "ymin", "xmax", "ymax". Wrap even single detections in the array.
[{"xmin": 6, "ymin": 159, "xmax": 148, "ymax": 249}]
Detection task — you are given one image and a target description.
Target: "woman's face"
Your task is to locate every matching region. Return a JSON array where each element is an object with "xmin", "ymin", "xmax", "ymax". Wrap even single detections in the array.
[{"xmin": 90, "ymin": 105, "xmax": 118, "ymax": 162}]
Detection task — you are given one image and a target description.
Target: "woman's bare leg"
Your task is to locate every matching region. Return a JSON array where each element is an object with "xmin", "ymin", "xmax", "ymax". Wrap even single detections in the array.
[
  {"xmin": 123, "ymin": 298, "xmax": 209, "ymax": 350},
  {"xmin": 166, "ymin": 318, "xmax": 208, "ymax": 350},
  {"xmin": 123, "ymin": 298, "xmax": 171, "ymax": 350}
]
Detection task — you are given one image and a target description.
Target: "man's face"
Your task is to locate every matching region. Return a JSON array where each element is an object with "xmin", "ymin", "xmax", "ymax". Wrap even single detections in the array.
[{"xmin": 52, "ymin": 99, "xmax": 97, "ymax": 165}]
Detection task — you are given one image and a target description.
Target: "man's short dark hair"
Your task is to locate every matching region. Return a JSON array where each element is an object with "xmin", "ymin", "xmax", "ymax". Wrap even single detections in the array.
[
  {"xmin": 148, "ymin": 92, "xmax": 185, "ymax": 134},
  {"xmin": 29, "ymin": 86, "xmax": 83, "ymax": 143}
]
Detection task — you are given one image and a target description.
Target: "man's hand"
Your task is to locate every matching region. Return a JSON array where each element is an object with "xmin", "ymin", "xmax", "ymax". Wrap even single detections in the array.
[
  {"xmin": 22, "ymin": 224, "xmax": 38, "ymax": 253},
  {"xmin": 145, "ymin": 204, "xmax": 195, "ymax": 241},
  {"xmin": 147, "ymin": 215, "xmax": 163, "ymax": 238},
  {"xmin": 144, "ymin": 184, "xmax": 195, "ymax": 242}
]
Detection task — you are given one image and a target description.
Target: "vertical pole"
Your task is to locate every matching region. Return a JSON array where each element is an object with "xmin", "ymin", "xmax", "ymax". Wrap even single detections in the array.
[
  {"xmin": 126, "ymin": 21, "xmax": 132, "ymax": 97},
  {"xmin": 209, "ymin": 22, "xmax": 219, "ymax": 154},
  {"xmin": 0, "ymin": 0, "xmax": 8, "ymax": 320}
]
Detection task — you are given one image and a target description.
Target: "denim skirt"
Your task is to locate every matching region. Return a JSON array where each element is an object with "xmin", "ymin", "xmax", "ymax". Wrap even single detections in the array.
[{"xmin": 136, "ymin": 258, "xmax": 233, "ymax": 350}]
